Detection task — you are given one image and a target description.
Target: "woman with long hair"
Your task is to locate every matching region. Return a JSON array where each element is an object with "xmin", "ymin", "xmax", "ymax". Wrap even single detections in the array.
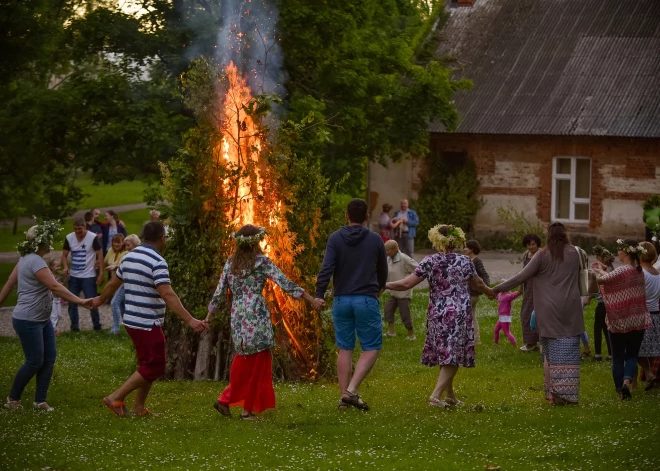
[
  {"xmin": 206, "ymin": 225, "xmax": 323, "ymax": 420},
  {"xmin": 519, "ymin": 233, "xmax": 542, "ymax": 352},
  {"xmin": 0, "ymin": 222, "xmax": 92, "ymax": 411},
  {"xmin": 593, "ymin": 239, "xmax": 653, "ymax": 399},
  {"xmin": 101, "ymin": 210, "xmax": 127, "ymax": 256},
  {"xmin": 494, "ymin": 223, "xmax": 584, "ymax": 405},
  {"xmin": 386, "ymin": 224, "xmax": 494, "ymax": 408}
]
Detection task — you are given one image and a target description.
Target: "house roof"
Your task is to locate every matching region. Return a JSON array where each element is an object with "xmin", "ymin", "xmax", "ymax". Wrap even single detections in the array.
[{"xmin": 430, "ymin": 0, "xmax": 660, "ymax": 137}]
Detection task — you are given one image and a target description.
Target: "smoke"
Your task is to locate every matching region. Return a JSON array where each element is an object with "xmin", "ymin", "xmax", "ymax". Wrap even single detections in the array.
[{"xmin": 215, "ymin": 0, "xmax": 284, "ymax": 95}]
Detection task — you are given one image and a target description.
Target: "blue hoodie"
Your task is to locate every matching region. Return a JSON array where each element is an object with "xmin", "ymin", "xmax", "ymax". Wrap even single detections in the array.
[{"xmin": 315, "ymin": 225, "xmax": 388, "ymax": 299}]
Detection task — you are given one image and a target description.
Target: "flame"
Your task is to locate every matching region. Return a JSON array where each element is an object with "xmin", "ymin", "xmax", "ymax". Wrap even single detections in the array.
[{"xmin": 215, "ymin": 61, "xmax": 318, "ymax": 378}]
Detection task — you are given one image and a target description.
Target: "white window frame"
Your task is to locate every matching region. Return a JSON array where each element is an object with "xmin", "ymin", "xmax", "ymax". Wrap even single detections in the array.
[{"xmin": 551, "ymin": 157, "xmax": 591, "ymax": 223}]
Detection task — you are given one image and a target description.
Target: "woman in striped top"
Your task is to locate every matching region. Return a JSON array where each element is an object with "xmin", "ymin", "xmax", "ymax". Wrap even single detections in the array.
[{"xmin": 593, "ymin": 239, "xmax": 652, "ymax": 400}]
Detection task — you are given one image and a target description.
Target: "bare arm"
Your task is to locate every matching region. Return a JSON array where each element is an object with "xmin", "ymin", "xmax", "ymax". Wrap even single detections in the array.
[
  {"xmin": 386, "ymin": 273, "xmax": 424, "ymax": 291},
  {"xmin": 34, "ymin": 268, "xmax": 88, "ymax": 305},
  {"xmin": 0, "ymin": 264, "xmax": 18, "ymax": 306},
  {"xmin": 97, "ymin": 275, "xmax": 123, "ymax": 304},
  {"xmin": 157, "ymin": 284, "xmax": 208, "ymax": 333},
  {"xmin": 470, "ymin": 275, "xmax": 495, "ymax": 298},
  {"xmin": 95, "ymin": 249, "xmax": 104, "ymax": 285},
  {"xmin": 61, "ymin": 249, "xmax": 70, "ymax": 276}
]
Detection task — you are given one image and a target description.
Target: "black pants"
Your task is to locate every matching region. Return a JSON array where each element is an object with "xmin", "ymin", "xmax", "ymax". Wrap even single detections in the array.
[
  {"xmin": 593, "ymin": 302, "xmax": 611, "ymax": 355},
  {"xmin": 609, "ymin": 330, "xmax": 645, "ymax": 390}
]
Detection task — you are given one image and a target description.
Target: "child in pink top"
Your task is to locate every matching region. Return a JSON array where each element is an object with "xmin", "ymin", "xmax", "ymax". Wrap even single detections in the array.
[{"xmin": 495, "ymin": 291, "xmax": 520, "ymax": 346}]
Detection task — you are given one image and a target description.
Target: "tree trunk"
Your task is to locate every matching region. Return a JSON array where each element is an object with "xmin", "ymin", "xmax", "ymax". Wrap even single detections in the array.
[
  {"xmin": 12, "ymin": 217, "xmax": 18, "ymax": 235},
  {"xmin": 164, "ymin": 317, "xmax": 199, "ymax": 380}
]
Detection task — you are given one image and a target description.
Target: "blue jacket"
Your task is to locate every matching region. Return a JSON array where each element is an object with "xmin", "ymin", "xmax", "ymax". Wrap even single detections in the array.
[
  {"xmin": 393, "ymin": 209, "xmax": 420, "ymax": 238},
  {"xmin": 315, "ymin": 225, "xmax": 388, "ymax": 299}
]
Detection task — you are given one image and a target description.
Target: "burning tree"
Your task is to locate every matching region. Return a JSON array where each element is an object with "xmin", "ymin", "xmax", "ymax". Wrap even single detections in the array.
[{"xmin": 151, "ymin": 49, "xmax": 333, "ymax": 380}]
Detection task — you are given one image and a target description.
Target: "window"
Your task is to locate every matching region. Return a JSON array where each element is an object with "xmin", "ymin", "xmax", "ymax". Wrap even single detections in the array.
[{"xmin": 552, "ymin": 157, "xmax": 591, "ymax": 222}]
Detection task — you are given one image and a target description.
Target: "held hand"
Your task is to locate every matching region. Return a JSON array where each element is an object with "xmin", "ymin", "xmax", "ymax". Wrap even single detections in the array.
[
  {"xmin": 63, "ymin": 267, "xmax": 70, "ymax": 277},
  {"xmin": 485, "ymin": 287, "xmax": 497, "ymax": 300},
  {"xmin": 312, "ymin": 298, "xmax": 326, "ymax": 311},
  {"xmin": 90, "ymin": 296, "xmax": 102, "ymax": 309},
  {"xmin": 81, "ymin": 298, "xmax": 94, "ymax": 309},
  {"xmin": 188, "ymin": 318, "xmax": 208, "ymax": 333}
]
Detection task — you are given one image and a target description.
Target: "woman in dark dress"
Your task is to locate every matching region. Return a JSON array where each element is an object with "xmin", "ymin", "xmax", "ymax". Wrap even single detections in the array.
[{"xmin": 519, "ymin": 234, "xmax": 541, "ymax": 352}]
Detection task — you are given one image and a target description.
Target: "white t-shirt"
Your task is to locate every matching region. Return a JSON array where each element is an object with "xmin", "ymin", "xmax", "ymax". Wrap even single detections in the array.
[
  {"xmin": 643, "ymin": 269, "xmax": 660, "ymax": 312},
  {"xmin": 64, "ymin": 231, "xmax": 100, "ymax": 278}
]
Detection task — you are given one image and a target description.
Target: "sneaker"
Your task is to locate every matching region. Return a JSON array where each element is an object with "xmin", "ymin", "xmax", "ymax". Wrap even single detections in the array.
[
  {"xmin": 621, "ymin": 384, "xmax": 632, "ymax": 400},
  {"xmin": 385, "ymin": 332, "xmax": 396, "ymax": 337},
  {"xmin": 592, "ymin": 355, "xmax": 603, "ymax": 362},
  {"xmin": 606, "ymin": 355, "xmax": 612, "ymax": 361},
  {"xmin": 33, "ymin": 402, "xmax": 54, "ymax": 412},
  {"xmin": 406, "ymin": 335, "xmax": 416, "ymax": 341},
  {"xmin": 4, "ymin": 397, "xmax": 21, "ymax": 410},
  {"xmin": 519, "ymin": 344, "xmax": 539, "ymax": 352}
]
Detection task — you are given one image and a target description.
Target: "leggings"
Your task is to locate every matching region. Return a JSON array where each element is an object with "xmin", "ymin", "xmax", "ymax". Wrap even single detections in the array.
[
  {"xmin": 494, "ymin": 321, "xmax": 517, "ymax": 346},
  {"xmin": 609, "ymin": 330, "xmax": 644, "ymax": 390},
  {"xmin": 593, "ymin": 302, "xmax": 611, "ymax": 356}
]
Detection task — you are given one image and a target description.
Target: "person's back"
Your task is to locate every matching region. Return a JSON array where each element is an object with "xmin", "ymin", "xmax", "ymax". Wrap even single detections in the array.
[
  {"xmin": 13, "ymin": 253, "xmax": 52, "ymax": 322},
  {"xmin": 643, "ymin": 269, "xmax": 660, "ymax": 313}
]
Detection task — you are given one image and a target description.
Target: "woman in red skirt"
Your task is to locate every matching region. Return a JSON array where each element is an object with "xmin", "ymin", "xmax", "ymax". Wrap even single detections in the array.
[{"xmin": 206, "ymin": 225, "xmax": 323, "ymax": 420}]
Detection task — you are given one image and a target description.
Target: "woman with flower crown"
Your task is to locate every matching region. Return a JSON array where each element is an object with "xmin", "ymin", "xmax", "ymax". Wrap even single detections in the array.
[
  {"xmin": 592, "ymin": 239, "xmax": 652, "ymax": 400},
  {"xmin": 0, "ymin": 221, "xmax": 93, "ymax": 412},
  {"xmin": 205, "ymin": 224, "xmax": 323, "ymax": 420},
  {"xmin": 386, "ymin": 224, "xmax": 494, "ymax": 408}
]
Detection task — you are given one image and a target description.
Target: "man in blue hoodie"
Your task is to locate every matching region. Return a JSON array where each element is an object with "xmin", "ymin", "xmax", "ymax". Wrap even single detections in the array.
[{"xmin": 315, "ymin": 198, "xmax": 388, "ymax": 411}]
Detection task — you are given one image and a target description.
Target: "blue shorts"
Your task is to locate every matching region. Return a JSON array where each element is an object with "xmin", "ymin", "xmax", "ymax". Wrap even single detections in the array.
[{"xmin": 332, "ymin": 295, "xmax": 382, "ymax": 351}]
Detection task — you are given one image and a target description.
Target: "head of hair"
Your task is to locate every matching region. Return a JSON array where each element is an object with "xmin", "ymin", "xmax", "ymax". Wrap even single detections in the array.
[
  {"xmin": 592, "ymin": 245, "xmax": 615, "ymax": 267},
  {"xmin": 143, "ymin": 221, "xmax": 165, "ymax": 243},
  {"xmin": 618, "ymin": 238, "xmax": 643, "ymax": 272},
  {"xmin": 382, "ymin": 203, "xmax": 393, "ymax": 213},
  {"xmin": 84, "ymin": 211, "xmax": 94, "ymax": 223},
  {"xmin": 546, "ymin": 223, "xmax": 569, "ymax": 260},
  {"xmin": 106, "ymin": 210, "xmax": 119, "ymax": 222},
  {"xmin": 522, "ymin": 233, "xmax": 542, "ymax": 248},
  {"xmin": 111, "ymin": 233, "xmax": 125, "ymax": 250},
  {"xmin": 73, "ymin": 217, "xmax": 86, "ymax": 228},
  {"xmin": 384, "ymin": 240, "xmax": 399, "ymax": 251},
  {"xmin": 640, "ymin": 241, "xmax": 657, "ymax": 264},
  {"xmin": 466, "ymin": 239, "xmax": 481, "ymax": 255},
  {"xmin": 47, "ymin": 256, "xmax": 60, "ymax": 269},
  {"xmin": 124, "ymin": 234, "xmax": 141, "ymax": 249},
  {"xmin": 347, "ymin": 199, "xmax": 368, "ymax": 224},
  {"xmin": 231, "ymin": 224, "xmax": 264, "ymax": 276}
]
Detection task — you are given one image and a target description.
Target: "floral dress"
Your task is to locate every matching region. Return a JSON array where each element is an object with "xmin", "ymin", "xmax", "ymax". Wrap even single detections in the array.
[
  {"xmin": 209, "ymin": 255, "xmax": 304, "ymax": 356},
  {"xmin": 414, "ymin": 252, "xmax": 476, "ymax": 367}
]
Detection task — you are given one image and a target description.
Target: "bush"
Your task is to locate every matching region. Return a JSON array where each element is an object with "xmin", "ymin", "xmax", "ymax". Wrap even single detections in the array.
[
  {"xmin": 412, "ymin": 152, "xmax": 482, "ymax": 248},
  {"xmin": 496, "ymin": 206, "xmax": 546, "ymax": 250}
]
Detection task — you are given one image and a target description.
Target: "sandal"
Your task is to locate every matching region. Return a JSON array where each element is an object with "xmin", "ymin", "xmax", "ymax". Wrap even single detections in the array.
[
  {"xmin": 621, "ymin": 384, "xmax": 632, "ymax": 400},
  {"xmin": 444, "ymin": 397, "xmax": 464, "ymax": 406},
  {"xmin": 341, "ymin": 391, "xmax": 370, "ymax": 411},
  {"xmin": 239, "ymin": 413, "xmax": 262, "ymax": 422},
  {"xmin": 337, "ymin": 400, "xmax": 350, "ymax": 410},
  {"xmin": 213, "ymin": 401, "xmax": 231, "ymax": 417},
  {"xmin": 644, "ymin": 377, "xmax": 657, "ymax": 392},
  {"xmin": 33, "ymin": 402, "xmax": 54, "ymax": 412},
  {"xmin": 134, "ymin": 408, "xmax": 157, "ymax": 417},
  {"xmin": 4, "ymin": 397, "xmax": 22, "ymax": 410},
  {"xmin": 102, "ymin": 397, "xmax": 128, "ymax": 417},
  {"xmin": 428, "ymin": 397, "xmax": 449, "ymax": 408}
]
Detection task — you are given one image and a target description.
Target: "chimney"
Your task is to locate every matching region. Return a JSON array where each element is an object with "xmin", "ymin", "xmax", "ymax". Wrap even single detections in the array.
[{"xmin": 457, "ymin": 0, "xmax": 475, "ymax": 6}]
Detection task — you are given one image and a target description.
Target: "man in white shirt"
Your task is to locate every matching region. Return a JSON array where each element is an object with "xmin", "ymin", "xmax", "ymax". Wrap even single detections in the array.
[
  {"xmin": 384, "ymin": 240, "xmax": 418, "ymax": 340},
  {"xmin": 61, "ymin": 218, "xmax": 104, "ymax": 331}
]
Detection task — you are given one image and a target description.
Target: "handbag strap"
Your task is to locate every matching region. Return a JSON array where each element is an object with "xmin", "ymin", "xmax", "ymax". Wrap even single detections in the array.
[{"xmin": 574, "ymin": 246, "xmax": 585, "ymax": 270}]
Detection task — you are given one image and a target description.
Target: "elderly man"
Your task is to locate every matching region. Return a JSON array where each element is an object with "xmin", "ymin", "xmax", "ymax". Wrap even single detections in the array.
[
  {"xmin": 384, "ymin": 240, "xmax": 418, "ymax": 340},
  {"xmin": 392, "ymin": 199, "xmax": 419, "ymax": 257}
]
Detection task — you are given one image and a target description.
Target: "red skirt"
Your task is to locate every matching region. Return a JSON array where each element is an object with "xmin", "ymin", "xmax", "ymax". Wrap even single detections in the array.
[{"xmin": 218, "ymin": 350, "xmax": 275, "ymax": 413}]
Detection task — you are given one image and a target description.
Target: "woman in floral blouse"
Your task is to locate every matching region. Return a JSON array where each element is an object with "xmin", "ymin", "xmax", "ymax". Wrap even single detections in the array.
[
  {"xmin": 386, "ymin": 224, "xmax": 494, "ymax": 408},
  {"xmin": 206, "ymin": 225, "xmax": 323, "ymax": 420}
]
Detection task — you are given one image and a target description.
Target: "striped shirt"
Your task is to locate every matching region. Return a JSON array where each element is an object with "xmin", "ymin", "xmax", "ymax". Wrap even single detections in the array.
[
  {"xmin": 116, "ymin": 244, "xmax": 170, "ymax": 331},
  {"xmin": 64, "ymin": 232, "xmax": 100, "ymax": 278}
]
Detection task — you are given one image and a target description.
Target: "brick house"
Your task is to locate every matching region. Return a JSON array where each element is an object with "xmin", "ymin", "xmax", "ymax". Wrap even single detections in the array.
[{"xmin": 369, "ymin": 0, "xmax": 660, "ymax": 240}]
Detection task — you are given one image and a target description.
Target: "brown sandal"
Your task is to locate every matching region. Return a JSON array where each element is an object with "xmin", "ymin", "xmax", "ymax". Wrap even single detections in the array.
[
  {"xmin": 341, "ymin": 391, "xmax": 370, "ymax": 411},
  {"xmin": 102, "ymin": 397, "xmax": 128, "ymax": 417},
  {"xmin": 134, "ymin": 407, "xmax": 157, "ymax": 417},
  {"xmin": 213, "ymin": 401, "xmax": 231, "ymax": 417}
]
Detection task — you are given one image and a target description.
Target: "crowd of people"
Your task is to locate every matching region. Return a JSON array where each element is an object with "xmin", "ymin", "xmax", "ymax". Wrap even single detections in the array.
[{"xmin": 1, "ymin": 199, "xmax": 659, "ymax": 417}]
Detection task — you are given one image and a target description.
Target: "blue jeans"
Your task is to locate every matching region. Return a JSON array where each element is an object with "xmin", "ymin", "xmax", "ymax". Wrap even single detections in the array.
[
  {"xmin": 332, "ymin": 295, "xmax": 382, "ymax": 351},
  {"xmin": 110, "ymin": 285, "xmax": 125, "ymax": 332},
  {"xmin": 610, "ymin": 330, "xmax": 645, "ymax": 390},
  {"xmin": 10, "ymin": 318, "xmax": 57, "ymax": 403},
  {"xmin": 68, "ymin": 276, "xmax": 101, "ymax": 331}
]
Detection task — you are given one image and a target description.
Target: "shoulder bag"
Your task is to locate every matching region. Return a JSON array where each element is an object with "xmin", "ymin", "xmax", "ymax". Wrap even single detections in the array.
[{"xmin": 575, "ymin": 246, "xmax": 599, "ymax": 296}]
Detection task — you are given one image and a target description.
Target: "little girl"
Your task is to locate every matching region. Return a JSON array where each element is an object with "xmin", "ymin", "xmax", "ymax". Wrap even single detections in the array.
[
  {"xmin": 48, "ymin": 258, "xmax": 66, "ymax": 335},
  {"xmin": 495, "ymin": 290, "xmax": 520, "ymax": 346}
]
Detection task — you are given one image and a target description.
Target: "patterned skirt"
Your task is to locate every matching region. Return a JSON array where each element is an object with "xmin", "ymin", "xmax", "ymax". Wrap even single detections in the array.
[
  {"xmin": 540, "ymin": 336, "xmax": 581, "ymax": 404},
  {"xmin": 639, "ymin": 312, "xmax": 660, "ymax": 357}
]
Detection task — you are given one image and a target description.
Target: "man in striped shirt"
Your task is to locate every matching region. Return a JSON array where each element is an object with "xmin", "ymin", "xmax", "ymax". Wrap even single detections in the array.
[{"xmin": 93, "ymin": 222, "xmax": 208, "ymax": 417}]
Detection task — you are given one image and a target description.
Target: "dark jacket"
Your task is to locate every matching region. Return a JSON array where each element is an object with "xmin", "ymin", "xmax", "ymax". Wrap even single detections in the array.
[
  {"xmin": 101, "ymin": 223, "xmax": 127, "ymax": 255},
  {"xmin": 469, "ymin": 256, "xmax": 490, "ymax": 296},
  {"xmin": 315, "ymin": 225, "xmax": 388, "ymax": 299}
]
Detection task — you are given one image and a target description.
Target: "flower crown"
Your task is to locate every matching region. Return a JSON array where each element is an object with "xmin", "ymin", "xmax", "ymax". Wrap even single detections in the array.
[
  {"xmin": 16, "ymin": 219, "xmax": 62, "ymax": 257},
  {"xmin": 616, "ymin": 239, "xmax": 647, "ymax": 255},
  {"xmin": 592, "ymin": 245, "xmax": 614, "ymax": 264},
  {"xmin": 428, "ymin": 224, "xmax": 467, "ymax": 252},
  {"xmin": 232, "ymin": 226, "xmax": 267, "ymax": 247}
]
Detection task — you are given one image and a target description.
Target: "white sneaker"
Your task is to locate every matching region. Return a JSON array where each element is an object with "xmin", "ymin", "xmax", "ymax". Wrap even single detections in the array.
[
  {"xmin": 519, "ymin": 344, "xmax": 539, "ymax": 352},
  {"xmin": 385, "ymin": 332, "xmax": 396, "ymax": 337},
  {"xmin": 33, "ymin": 402, "xmax": 54, "ymax": 412},
  {"xmin": 406, "ymin": 335, "xmax": 416, "ymax": 341}
]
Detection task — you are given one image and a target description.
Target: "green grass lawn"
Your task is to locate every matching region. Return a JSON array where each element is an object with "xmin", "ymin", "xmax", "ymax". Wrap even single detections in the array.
[
  {"xmin": 0, "ymin": 264, "xmax": 17, "ymax": 306},
  {"xmin": 76, "ymin": 174, "xmax": 149, "ymax": 209},
  {"xmin": 1, "ymin": 294, "xmax": 659, "ymax": 470}
]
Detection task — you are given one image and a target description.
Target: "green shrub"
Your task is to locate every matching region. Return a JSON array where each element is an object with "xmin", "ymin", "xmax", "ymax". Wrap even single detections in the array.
[
  {"xmin": 496, "ymin": 206, "xmax": 546, "ymax": 250},
  {"xmin": 412, "ymin": 152, "xmax": 482, "ymax": 248}
]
